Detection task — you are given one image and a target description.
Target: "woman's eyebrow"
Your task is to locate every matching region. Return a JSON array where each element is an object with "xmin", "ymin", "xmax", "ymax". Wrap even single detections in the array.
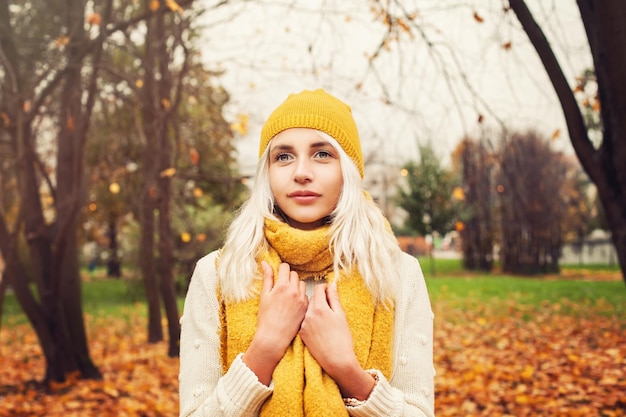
[
  {"xmin": 310, "ymin": 141, "xmax": 331, "ymax": 148},
  {"xmin": 270, "ymin": 143, "xmax": 294, "ymax": 152}
]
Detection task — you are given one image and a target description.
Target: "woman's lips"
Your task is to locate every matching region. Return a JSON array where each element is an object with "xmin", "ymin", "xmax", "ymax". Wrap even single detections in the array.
[{"xmin": 288, "ymin": 191, "xmax": 320, "ymax": 204}]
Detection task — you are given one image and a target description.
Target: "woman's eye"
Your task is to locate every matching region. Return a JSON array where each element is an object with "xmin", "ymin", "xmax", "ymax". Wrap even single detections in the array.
[
  {"xmin": 275, "ymin": 153, "xmax": 292, "ymax": 162},
  {"xmin": 315, "ymin": 150, "xmax": 331, "ymax": 159}
]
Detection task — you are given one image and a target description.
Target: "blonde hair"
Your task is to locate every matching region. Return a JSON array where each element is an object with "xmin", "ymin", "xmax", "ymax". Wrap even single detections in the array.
[{"xmin": 217, "ymin": 131, "xmax": 403, "ymax": 304}]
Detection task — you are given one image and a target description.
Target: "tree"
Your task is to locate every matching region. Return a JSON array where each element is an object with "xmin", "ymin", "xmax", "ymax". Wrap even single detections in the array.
[
  {"xmin": 508, "ymin": 0, "xmax": 626, "ymax": 283},
  {"xmin": 0, "ymin": 0, "xmax": 201, "ymax": 383},
  {"xmin": 497, "ymin": 131, "xmax": 571, "ymax": 274},
  {"xmin": 454, "ymin": 137, "xmax": 496, "ymax": 272},
  {"xmin": 450, "ymin": 130, "xmax": 591, "ymax": 275},
  {"xmin": 397, "ymin": 144, "xmax": 457, "ymax": 238},
  {"xmin": 0, "ymin": 0, "xmax": 108, "ymax": 383}
]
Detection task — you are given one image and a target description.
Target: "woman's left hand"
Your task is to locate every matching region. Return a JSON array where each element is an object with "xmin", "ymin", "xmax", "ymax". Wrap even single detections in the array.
[
  {"xmin": 300, "ymin": 282, "xmax": 355, "ymax": 373},
  {"xmin": 300, "ymin": 282, "xmax": 376, "ymax": 400}
]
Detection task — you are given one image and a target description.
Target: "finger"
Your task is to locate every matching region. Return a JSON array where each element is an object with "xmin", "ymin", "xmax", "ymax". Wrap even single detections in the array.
[
  {"xmin": 326, "ymin": 281, "xmax": 342, "ymax": 312},
  {"xmin": 261, "ymin": 261, "xmax": 274, "ymax": 294},
  {"xmin": 289, "ymin": 270, "xmax": 299, "ymax": 284},
  {"xmin": 299, "ymin": 281, "xmax": 309, "ymax": 310},
  {"xmin": 312, "ymin": 283, "xmax": 329, "ymax": 307},
  {"xmin": 276, "ymin": 263, "xmax": 291, "ymax": 284}
]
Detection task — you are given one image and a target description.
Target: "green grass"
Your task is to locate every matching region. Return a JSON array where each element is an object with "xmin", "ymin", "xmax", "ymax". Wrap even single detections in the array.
[
  {"xmin": 417, "ymin": 256, "xmax": 622, "ymax": 276},
  {"xmin": 426, "ymin": 276, "xmax": 626, "ymax": 318},
  {"xmin": 413, "ymin": 255, "xmax": 626, "ymax": 317},
  {"xmin": 81, "ymin": 278, "xmax": 144, "ymax": 315},
  {"xmin": 417, "ymin": 256, "xmax": 465, "ymax": 276}
]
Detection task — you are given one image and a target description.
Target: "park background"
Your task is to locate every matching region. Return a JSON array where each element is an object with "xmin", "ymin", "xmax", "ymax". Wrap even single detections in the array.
[{"xmin": 1, "ymin": 0, "xmax": 625, "ymax": 416}]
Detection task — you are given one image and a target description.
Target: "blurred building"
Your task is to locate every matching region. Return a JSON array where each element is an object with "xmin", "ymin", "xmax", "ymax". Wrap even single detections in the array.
[{"xmin": 560, "ymin": 229, "xmax": 618, "ymax": 265}]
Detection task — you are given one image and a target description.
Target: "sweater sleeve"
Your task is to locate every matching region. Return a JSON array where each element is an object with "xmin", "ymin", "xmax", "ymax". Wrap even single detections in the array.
[
  {"xmin": 179, "ymin": 251, "xmax": 273, "ymax": 417},
  {"xmin": 346, "ymin": 253, "xmax": 435, "ymax": 417}
]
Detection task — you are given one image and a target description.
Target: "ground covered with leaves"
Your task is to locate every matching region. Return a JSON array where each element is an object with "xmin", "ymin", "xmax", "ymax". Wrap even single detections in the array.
[
  {"xmin": 433, "ymin": 298, "xmax": 625, "ymax": 416},
  {"xmin": 1, "ymin": 293, "xmax": 624, "ymax": 416}
]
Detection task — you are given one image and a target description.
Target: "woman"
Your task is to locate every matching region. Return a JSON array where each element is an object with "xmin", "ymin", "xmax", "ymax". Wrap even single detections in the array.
[{"xmin": 179, "ymin": 89, "xmax": 435, "ymax": 416}]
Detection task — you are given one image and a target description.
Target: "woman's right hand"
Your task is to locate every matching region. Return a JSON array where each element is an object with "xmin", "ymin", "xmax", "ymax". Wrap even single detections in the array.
[{"xmin": 242, "ymin": 261, "xmax": 308, "ymax": 385}]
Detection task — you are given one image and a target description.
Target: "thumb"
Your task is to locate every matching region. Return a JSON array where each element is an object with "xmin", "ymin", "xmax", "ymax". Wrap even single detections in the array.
[{"xmin": 260, "ymin": 261, "xmax": 274, "ymax": 294}]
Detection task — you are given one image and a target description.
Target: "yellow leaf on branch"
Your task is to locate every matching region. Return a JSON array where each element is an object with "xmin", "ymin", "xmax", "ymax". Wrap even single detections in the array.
[
  {"xmin": 452, "ymin": 187, "xmax": 465, "ymax": 201},
  {"xmin": 55, "ymin": 36, "xmax": 70, "ymax": 47},
  {"xmin": 160, "ymin": 167, "xmax": 177, "ymax": 177},
  {"xmin": 165, "ymin": 0, "xmax": 183, "ymax": 14}
]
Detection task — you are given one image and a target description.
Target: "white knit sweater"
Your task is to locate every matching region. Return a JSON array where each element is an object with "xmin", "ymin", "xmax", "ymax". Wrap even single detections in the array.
[{"xmin": 179, "ymin": 250, "xmax": 435, "ymax": 417}]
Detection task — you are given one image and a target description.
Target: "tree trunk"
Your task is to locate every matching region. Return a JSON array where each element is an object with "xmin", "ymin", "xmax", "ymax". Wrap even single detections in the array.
[
  {"xmin": 138, "ymin": 104, "xmax": 164, "ymax": 345},
  {"xmin": 140, "ymin": 186, "xmax": 164, "ymax": 343},
  {"xmin": 58, "ymin": 233, "xmax": 102, "ymax": 380},
  {"xmin": 154, "ymin": 4, "xmax": 180, "ymax": 357},
  {"xmin": 510, "ymin": 0, "xmax": 626, "ymax": 284},
  {"xmin": 107, "ymin": 216, "xmax": 121, "ymax": 278},
  {"xmin": 0, "ymin": 218, "xmax": 51, "ymax": 348},
  {"xmin": 8, "ymin": 113, "xmax": 102, "ymax": 383},
  {"xmin": 578, "ymin": 0, "xmax": 626, "ymax": 285},
  {"xmin": 0, "ymin": 272, "xmax": 7, "ymax": 327},
  {"xmin": 48, "ymin": 9, "xmax": 102, "ymax": 379},
  {"xmin": 158, "ymin": 174, "xmax": 181, "ymax": 357}
]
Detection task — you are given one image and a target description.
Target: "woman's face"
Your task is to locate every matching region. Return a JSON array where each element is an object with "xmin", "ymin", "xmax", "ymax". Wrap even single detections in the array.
[{"xmin": 268, "ymin": 128, "xmax": 343, "ymax": 230}]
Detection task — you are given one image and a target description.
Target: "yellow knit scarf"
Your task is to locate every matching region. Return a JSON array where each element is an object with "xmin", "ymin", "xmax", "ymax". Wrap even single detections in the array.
[{"xmin": 219, "ymin": 219, "xmax": 394, "ymax": 416}]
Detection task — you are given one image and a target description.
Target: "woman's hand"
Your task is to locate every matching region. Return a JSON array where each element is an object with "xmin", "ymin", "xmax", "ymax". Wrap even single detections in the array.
[
  {"xmin": 242, "ymin": 261, "xmax": 308, "ymax": 385},
  {"xmin": 300, "ymin": 282, "xmax": 376, "ymax": 400}
]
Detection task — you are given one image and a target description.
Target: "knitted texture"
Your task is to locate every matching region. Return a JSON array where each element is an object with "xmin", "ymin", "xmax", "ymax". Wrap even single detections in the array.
[
  {"xmin": 259, "ymin": 89, "xmax": 364, "ymax": 178},
  {"xmin": 219, "ymin": 219, "xmax": 394, "ymax": 416}
]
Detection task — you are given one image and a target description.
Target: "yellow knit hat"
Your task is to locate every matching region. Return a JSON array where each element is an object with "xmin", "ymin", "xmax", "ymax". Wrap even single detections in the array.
[{"xmin": 259, "ymin": 89, "xmax": 364, "ymax": 178}]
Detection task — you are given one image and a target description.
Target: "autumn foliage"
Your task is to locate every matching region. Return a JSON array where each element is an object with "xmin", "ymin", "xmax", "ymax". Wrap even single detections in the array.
[
  {"xmin": 433, "ymin": 298, "xmax": 625, "ymax": 416},
  {"xmin": 0, "ymin": 309, "xmax": 179, "ymax": 417},
  {"xmin": 1, "ymin": 294, "xmax": 624, "ymax": 416}
]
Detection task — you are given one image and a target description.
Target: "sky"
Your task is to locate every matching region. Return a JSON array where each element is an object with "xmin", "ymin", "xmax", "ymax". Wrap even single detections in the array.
[{"xmin": 196, "ymin": 0, "xmax": 592, "ymax": 179}]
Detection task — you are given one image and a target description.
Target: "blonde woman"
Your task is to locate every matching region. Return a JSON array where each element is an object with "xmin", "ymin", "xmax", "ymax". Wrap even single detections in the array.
[{"xmin": 179, "ymin": 89, "xmax": 435, "ymax": 416}]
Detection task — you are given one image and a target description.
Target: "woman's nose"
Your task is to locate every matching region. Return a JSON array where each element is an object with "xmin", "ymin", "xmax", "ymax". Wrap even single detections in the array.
[{"xmin": 293, "ymin": 159, "xmax": 313, "ymax": 182}]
